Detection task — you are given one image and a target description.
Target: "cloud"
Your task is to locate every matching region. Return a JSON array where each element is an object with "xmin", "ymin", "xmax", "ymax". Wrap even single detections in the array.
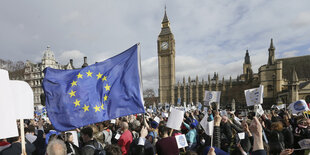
[
  {"xmin": 58, "ymin": 50, "xmax": 85, "ymax": 67},
  {"xmin": 292, "ymin": 12, "xmax": 310, "ymax": 28},
  {"xmin": 281, "ymin": 50, "xmax": 299, "ymax": 58},
  {"xmin": 1, "ymin": 0, "xmax": 310, "ymax": 95}
]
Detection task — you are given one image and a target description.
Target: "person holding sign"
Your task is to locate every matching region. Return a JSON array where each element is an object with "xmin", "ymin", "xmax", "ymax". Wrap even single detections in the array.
[
  {"xmin": 183, "ymin": 119, "xmax": 198, "ymax": 150},
  {"xmin": 155, "ymin": 125, "xmax": 179, "ymax": 155}
]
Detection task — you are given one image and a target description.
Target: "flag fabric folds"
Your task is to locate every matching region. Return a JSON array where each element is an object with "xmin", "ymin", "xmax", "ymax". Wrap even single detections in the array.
[
  {"xmin": 244, "ymin": 85, "xmax": 264, "ymax": 106},
  {"xmin": 288, "ymin": 100, "xmax": 309, "ymax": 114},
  {"xmin": 203, "ymin": 91, "xmax": 221, "ymax": 105},
  {"xmin": 43, "ymin": 44, "xmax": 145, "ymax": 131}
]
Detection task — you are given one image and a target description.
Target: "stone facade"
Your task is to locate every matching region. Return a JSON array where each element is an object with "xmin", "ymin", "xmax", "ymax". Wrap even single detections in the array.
[{"xmin": 24, "ymin": 46, "xmax": 75, "ymax": 106}]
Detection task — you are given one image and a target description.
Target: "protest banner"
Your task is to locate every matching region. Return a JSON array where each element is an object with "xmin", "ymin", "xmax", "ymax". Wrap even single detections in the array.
[
  {"xmin": 0, "ymin": 69, "xmax": 18, "ymax": 139},
  {"xmin": 200, "ymin": 114, "xmax": 214, "ymax": 136},
  {"xmin": 177, "ymin": 98, "xmax": 181, "ymax": 105},
  {"xmin": 175, "ymin": 134, "xmax": 188, "ymax": 148},
  {"xmin": 154, "ymin": 116, "xmax": 160, "ymax": 124},
  {"xmin": 288, "ymin": 100, "xmax": 309, "ymax": 114},
  {"xmin": 166, "ymin": 108, "xmax": 184, "ymax": 130},
  {"xmin": 238, "ymin": 132, "xmax": 245, "ymax": 140},
  {"xmin": 162, "ymin": 112, "xmax": 169, "ymax": 118},
  {"xmin": 204, "ymin": 91, "xmax": 221, "ymax": 106},
  {"xmin": 244, "ymin": 85, "xmax": 264, "ymax": 106},
  {"xmin": 298, "ymin": 139, "xmax": 310, "ymax": 149}
]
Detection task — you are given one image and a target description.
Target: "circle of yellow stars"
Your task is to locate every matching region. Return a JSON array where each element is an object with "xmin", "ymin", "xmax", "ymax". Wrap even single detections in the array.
[{"xmin": 68, "ymin": 70, "xmax": 110, "ymax": 113}]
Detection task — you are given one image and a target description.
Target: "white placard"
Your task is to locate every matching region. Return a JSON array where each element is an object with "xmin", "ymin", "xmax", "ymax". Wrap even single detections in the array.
[
  {"xmin": 111, "ymin": 119, "xmax": 116, "ymax": 124},
  {"xmin": 0, "ymin": 69, "xmax": 19, "ymax": 139},
  {"xmin": 220, "ymin": 110, "xmax": 227, "ymax": 116},
  {"xmin": 255, "ymin": 104, "xmax": 264, "ymax": 116},
  {"xmin": 204, "ymin": 91, "xmax": 221, "ymax": 103},
  {"xmin": 244, "ymin": 85, "xmax": 264, "ymax": 106},
  {"xmin": 115, "ymin": 133, "xmax": 121, "ymax": 140},
  {"xmin": 175, "ymin": 134, "xmax": 188, "ymax": 148},
  {"xmin": 68, "ymin": 131, "xmax": 79, "ymax": 147},
  {"xmin": 9, "ymin": 80, "xmax": 34, "ymax": 119},
  {"xmin": 200, "ymin": 114, "xmax": 214, "ymax": 136},
  {"xmin": 162, "ymin": 112, "xmax": 169, "ymax": 118},
  {"xmin": 298, "ymin": 139, "xmax": 310, "ymax": 149},
  {"xmin": 154, "ymin": 116, "xmax": 160, "ymax": 123},
  {"xmin": 238, "ymin": 132, "xmax": 245, "ymax": 140},
  {"xmin": 288, "ymin": 100, "xmax": 309, "ymax": 114},
  {"xmin": 166, "ymin": 108, "xmax": 184, "ymax": 130}
]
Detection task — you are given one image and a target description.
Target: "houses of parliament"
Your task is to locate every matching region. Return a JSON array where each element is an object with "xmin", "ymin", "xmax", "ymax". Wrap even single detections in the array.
[{"xmin": 157, "ymin": 10, "xmax": 310, "ymax": 109}]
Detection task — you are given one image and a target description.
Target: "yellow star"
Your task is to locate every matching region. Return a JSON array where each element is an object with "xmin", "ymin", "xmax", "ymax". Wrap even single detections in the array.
[
  {"xmin": 94, "ymin": 105, "xmax": 100, "ymax": 112},
  {"xmin": 96, "ymin": 72, "xmax": 103, "ymax": 79},
  {"xmin": 73, "ymin": 99, "xmax": 80, "ymax": 107},
  {"xmin": 104, "ymin": 94, "xmax": 108, "ymax": 101},
  {"xmin": 68, "ymin": 90, "xmax": 76, "ymax": 98},
  {"xmin": 71, "ymin": 80, "xmax": 77, "ymax": 87},
  {"xmin": 102, "ymin": 76, "xmax": 107, "ymax": 82},
  {"xmin": 86, "ymin": 70, "xmax": 93, "ymax": 77},
  {"xmin": 82, "ymin": 104, "xmax": 89, "ymax": 112},
  {"xmin": 77, "ymin": 73, "xmax": 83, "ymax": 79},
  {"xmin": 101, "ymin": 103, "xmax": 104, "ymax": 110},
  {"xmin": 105, "ymin": 84, "xmax": 111, "ymax": 91}
]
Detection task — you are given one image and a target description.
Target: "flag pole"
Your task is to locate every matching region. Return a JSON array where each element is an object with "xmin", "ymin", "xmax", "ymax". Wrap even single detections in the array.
[{"xmin": 20, "ymin": 119, "xmax": 27, "ymax": 155}]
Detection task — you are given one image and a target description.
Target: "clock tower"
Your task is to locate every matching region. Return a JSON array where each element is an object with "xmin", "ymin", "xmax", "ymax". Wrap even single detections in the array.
[{"xmin": 157, "ymin": 9, "xmax": 175, "ymax": 105}]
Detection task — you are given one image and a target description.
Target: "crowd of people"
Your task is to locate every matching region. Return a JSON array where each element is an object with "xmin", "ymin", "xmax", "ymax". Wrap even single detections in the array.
[{"xmin": 0, "ymin": 106, "xmax": 309, "ymax": 155}]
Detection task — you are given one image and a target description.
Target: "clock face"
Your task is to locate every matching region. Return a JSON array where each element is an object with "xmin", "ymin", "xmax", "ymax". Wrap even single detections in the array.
[{"xmin": 161, "ymin": 42, "xmax": 168, "ymax": 50}]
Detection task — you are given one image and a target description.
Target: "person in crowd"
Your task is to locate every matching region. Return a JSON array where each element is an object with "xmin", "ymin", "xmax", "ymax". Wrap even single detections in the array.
[
  {"xmin": 46, "ymin": 139, "xmax": 67, "ymax": 155},
  {"xmin": 64, "ymin": 132, "xmax": 80, "ymax": 155},
  {"xmin": 117, "ymin": 121, "xmax": 133, "ymax": 155},
  {"xmin": 80, "ymin": 127, "xmax": 103, "ymax": 155},
  {"xmin": 0, "ymin": 139, "xmax": 10, "ymax": 152},
  {"xmin": 155, "ymin": 125, "xmax": 180, "ymax": 155},
  {"xmin": 105, "ymin": 144, "xmax": 122, "ymax": 155},
  {"xmin": 0, "ymin": 134, "xmax": 35, "ymax": 155},
  {"xmin": 183, "ymin": 119, "xmax": 198, "ymax": 150},
  {"xmin": 129, "ymin": 126, "xmax": 155, "ymax": 155},
  {"xmin": 101, "ymin": 121, "xmax": 113, "ymax": 145}
]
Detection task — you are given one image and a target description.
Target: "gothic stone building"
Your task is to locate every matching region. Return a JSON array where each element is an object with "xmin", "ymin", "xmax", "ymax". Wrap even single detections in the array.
[
  {"xmin": 24, "ymin": 46, "xmax": 88, "ymax": 106},
  {"xmin": 157, "ymin": 11, "xmax": 310, "ymax": 109}
]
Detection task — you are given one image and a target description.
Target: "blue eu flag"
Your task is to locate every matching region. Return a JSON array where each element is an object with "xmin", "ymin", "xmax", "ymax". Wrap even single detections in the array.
[{"xmin": 42, "ymin": 44, "xmax": 145, "ymax": 131}]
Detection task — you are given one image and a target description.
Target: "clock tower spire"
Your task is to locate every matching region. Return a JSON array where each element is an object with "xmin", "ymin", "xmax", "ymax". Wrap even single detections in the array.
[{"xmin": 157, "ymin": 8, "xmax": 176, "ymax": 105}]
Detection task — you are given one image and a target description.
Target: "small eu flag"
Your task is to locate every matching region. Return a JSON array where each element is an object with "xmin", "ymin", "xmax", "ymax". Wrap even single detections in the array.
[{"xmin": 42, "ymin": 44, "xmax": 145, "ymax": 131}]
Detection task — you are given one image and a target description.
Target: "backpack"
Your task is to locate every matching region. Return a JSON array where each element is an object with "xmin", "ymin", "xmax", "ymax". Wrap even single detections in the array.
[{"xmin": 86, "ymin": 141, "xmax": 106, "ymax": 155}]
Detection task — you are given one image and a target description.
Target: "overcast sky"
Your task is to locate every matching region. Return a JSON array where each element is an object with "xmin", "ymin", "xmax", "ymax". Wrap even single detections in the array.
[{"xmin": 1, "ymin": 0, "xmax": 310, "ymax": 93}]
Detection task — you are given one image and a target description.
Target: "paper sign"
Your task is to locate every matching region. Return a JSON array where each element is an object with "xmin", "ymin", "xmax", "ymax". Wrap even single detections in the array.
[
  {"xmin": 277, "ymin": 104, "xmax": 286, "ymax": 109},
  {"xmin": 0, "ymin": 69, "xmax": 19, "ymax": 139},
  {"xmin": 68, "ymin": 131, "xmax": 79, "ymax": 147},
  {"xmin": 238, "ymin": 132, "xmax": 245, "ymax": 140},
  {"xmin": 175, "ymin": 134, "xmax": 188, "ymax": 148},
  {"xmin": 200, "ymin": 114, "xmax": 214, "ymax": 136},
  {"xmin": 288, "ymin": 100, "xmax": 309, "ymax": 114},
  {"xmin": 166, "ymin": 108, "xmax": 184, "ymax": 130},
  {"xmin": 244, "ymin": 85, "xmax": 264, "ymax": 106},
  {"xmin": 154, "ymin": 116, "xmax": 160, "ymax": 123},
  {"xmin": 9, "ymin": 80, "xmax": 34, "ymax": 119},
  {"xmin": 162, "ymin": 112, "xmax": 169, "ymax": 118},
  {"xmin": 111, "ymin": 119, "xmax": 116, "ymax": 124},
  {"xmin": 220, "ymin": 110, "xmax": 227, "ymax": 116},
  {"xmin": 255, "ymin": 104, "xmax": 264, "ymax": 116},
  {"xmin": 115, "ymin": 133, "xmax": 121, "ymax": 140},
  {"xmin": 298, "ymin": 139, "xmax": 310, "ymax": 149}
]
